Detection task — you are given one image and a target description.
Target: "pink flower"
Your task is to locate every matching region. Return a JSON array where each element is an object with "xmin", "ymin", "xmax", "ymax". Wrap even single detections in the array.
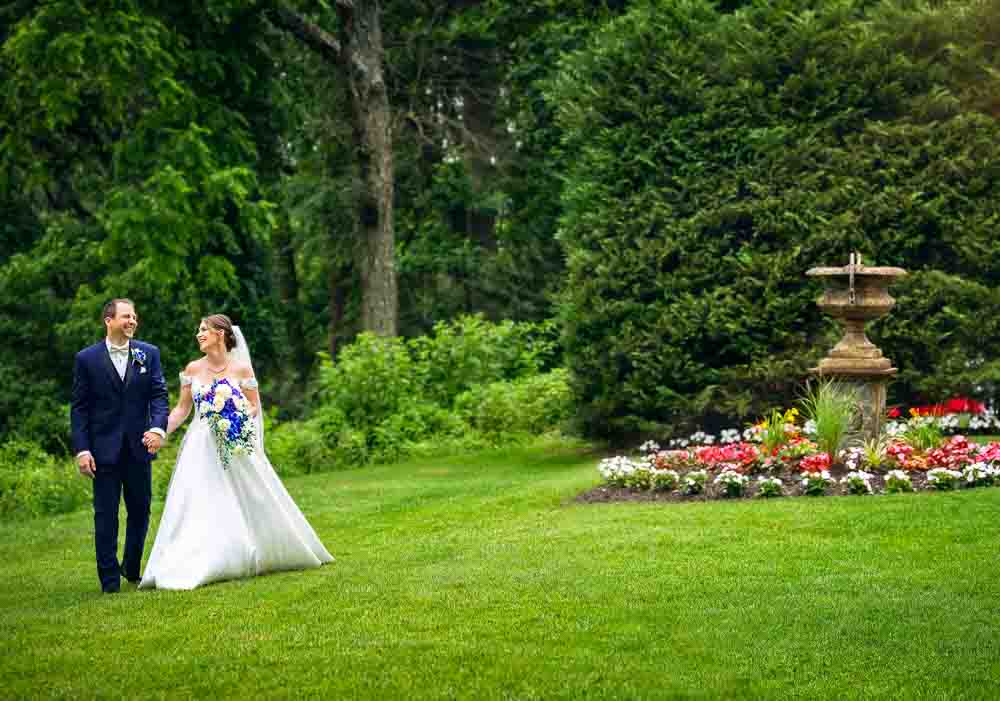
[
  {"xmin": 799, "ymin": 452, "xmax": 831, "ymax": 473},
  {"xmin": 926, "ymin": 435, "xmax": 975, "ymax": 468},
  {"xmin": 977, "ymin": 442, "xmax": 1000, "ymax": 464}
]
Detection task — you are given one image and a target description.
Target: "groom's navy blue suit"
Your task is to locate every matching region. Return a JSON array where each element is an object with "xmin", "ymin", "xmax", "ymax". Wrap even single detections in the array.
[{"xmin": 71, "ymin": 340, "xmax": 168, "ymax": 591}]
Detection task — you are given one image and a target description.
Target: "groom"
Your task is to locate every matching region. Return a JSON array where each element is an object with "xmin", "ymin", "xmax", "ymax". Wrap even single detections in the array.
[{"xmin": 71, "ymin": 299, "xmax": 169, "ymax": 593}]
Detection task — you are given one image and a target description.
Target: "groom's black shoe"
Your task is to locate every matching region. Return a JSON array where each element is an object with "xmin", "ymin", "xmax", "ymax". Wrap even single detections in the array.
[
  {"xmin": 102, "ymin": 583, "xmax": 121, "ymax": 594},
  {"xmin": 120, "ymin": 566, "xmax": 140, "ymax": 586}
]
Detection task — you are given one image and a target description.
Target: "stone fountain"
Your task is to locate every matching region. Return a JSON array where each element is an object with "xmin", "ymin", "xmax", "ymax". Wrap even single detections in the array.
[{"xmin": 806, "ymin": 253, "xmax": 907, "ymax": 440}]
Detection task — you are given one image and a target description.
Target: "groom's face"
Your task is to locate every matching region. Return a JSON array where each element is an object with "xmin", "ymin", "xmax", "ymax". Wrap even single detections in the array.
[{"xmin": 105, "ymin": 302, "xmax": 138, "ymax": 340}]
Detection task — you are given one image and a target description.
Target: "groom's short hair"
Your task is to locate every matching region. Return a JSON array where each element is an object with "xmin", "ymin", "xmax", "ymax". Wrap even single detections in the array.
[{"xmin": 102, "ymin": 298, "xmax": 136, "ymax": 322}]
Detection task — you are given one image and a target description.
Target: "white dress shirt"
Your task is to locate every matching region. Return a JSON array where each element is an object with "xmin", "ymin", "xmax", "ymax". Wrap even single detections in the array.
[{"xmin": 107, "ymin": 339, "xmax": 130, "ymax": 381}]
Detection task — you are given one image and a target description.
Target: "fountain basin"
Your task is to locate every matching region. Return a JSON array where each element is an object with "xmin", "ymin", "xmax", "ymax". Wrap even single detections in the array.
[{"xmin": 806, "ymin": 264, "xmax": 906, "ymax": 376}]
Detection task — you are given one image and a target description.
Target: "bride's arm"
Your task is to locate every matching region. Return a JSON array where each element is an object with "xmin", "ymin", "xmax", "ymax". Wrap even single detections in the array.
[
  {"xmin": 235, "ymin": 363, "xmax": 260, "ymax": 417},
  {"xmin": 167, "ymin": 384, "xmax": 194, "ymax": 435}
]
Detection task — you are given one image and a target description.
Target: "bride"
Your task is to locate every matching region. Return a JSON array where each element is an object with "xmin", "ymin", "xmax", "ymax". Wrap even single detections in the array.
[{"xmin": 140, "ymin": 314, "xmax": 332, "ymax": 590}]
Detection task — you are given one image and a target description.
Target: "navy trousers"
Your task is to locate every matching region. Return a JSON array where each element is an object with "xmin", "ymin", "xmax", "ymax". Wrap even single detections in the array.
[{"xmin": 92, "ymin": 443, "xmax": 152, "ymax": 591}]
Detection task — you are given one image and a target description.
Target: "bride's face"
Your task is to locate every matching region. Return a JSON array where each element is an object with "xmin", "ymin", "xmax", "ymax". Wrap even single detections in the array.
[{"xmin": 196, "ymin": 322, "xmax": 224, "ymax": 353}]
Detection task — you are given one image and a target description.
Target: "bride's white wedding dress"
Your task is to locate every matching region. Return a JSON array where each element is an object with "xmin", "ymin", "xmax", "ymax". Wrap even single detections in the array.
[{"xmin": 139, "ymin": 374, "xmax": 333, "ymax": 590}]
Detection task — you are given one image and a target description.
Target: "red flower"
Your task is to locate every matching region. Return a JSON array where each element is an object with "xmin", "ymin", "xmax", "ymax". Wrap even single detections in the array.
[
  {"xmin": 887, "ymin": 407, "xmax": 901, "ymax": 419},
  {"xmin": 944, "ymin": 397, "xmax": 986, "ymax": 415},
  {"xmin": 799, "ymin": 452, "xmax": 831, "ymax": 473}
]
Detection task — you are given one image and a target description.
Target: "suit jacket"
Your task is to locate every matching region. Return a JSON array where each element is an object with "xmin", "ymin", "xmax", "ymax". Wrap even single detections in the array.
[{"xmin": 70, "ymin": 340, "xmax": 169, "ymax": 466}]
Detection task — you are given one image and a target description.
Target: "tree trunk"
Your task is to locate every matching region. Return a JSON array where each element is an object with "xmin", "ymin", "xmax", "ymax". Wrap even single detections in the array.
[
  {"xmin": 339, "ymin": 0, "xmax": 397, "ymax": 337},
  {"xmin": 270, "ymin": 2, "xmax": 398, "ymax": 337}
]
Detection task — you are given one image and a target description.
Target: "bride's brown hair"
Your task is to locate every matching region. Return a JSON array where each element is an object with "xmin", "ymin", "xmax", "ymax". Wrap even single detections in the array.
[{"xmin": 202, "ymin": 314, "xmax": 237, "ymax": 352}]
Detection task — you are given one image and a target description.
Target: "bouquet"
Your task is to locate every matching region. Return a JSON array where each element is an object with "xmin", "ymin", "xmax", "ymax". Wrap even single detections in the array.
[{"xmin": 199, "ymin": 379, "xmax": 257, "ymax": 468}]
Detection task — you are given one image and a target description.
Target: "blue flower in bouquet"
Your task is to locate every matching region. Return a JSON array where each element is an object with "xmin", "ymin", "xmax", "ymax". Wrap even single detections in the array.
[{"xmin": 198, "ymin": 378, "xmax": 257, "ymax": 469}]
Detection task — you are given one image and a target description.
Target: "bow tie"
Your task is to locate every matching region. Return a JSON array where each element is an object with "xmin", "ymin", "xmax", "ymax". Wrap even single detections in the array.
[{"xmin": 109, "ymin": 343, "xmax": 129, "ymax": 356}]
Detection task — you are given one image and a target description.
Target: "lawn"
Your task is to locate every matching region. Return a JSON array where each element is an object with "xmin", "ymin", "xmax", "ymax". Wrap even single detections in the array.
[{"xmin": 2, "ymin": 438, "xmax": 1000, "ymax": 700}]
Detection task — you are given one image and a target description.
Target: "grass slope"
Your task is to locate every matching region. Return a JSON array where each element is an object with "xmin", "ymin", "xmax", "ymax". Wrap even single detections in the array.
[{"xmin": 2, "ymin": 440, "xmax": 999, "ymax": 700}]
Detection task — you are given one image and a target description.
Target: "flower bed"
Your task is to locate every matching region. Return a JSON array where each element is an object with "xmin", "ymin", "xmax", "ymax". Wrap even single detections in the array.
[{"xmin": 584, "ymin": 403, "xmax": 1000, "ymax": 503}]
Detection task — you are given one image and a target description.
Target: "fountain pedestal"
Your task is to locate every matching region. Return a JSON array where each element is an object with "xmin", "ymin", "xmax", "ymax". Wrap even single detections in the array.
[{"xmin": 806, "ymin": 256, "xmax": 907, "ymax": 440}]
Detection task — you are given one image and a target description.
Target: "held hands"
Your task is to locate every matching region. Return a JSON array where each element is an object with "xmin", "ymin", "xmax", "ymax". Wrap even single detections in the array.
[
  {"xmin": 77, "ymin": 452, "xmax": 96, "ymax": 479},
  {"xmin": 143, "ymin": 432, "xmax": 164, "ymax": 454}
]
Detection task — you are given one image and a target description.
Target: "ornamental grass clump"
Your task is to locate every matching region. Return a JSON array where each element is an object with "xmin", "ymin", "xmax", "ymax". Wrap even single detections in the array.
[
  {"xmin": 799, "ymin": 380, "xmax": 859, "ymax": 461},
  {"xmin": 861, "ymin": 435, "xmax": 890, "ymax": 470},
  {"xmin": 885, "ymin": 469, "xmax": 914, "ymax": 494},
  {"xmin": 903, "ymin": 412, "xmax": 944, "ymax": 453}
]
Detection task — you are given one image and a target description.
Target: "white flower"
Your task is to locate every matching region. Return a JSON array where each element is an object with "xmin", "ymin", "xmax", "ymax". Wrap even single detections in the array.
[
  {"xmin": 639, "ymin": 440, "xmax": 661, "ymax": 455},
  {"xmin": 927, "ymin": 468, "xmax": 962, "ymax": 484},
  {"xmin": 714, "ymin": 470, "xmax": 748, "ymax": 485},
  {"xmin": 886, "ymin": 469, "xmax": 911, "ymax": 484},
  {"xmin": 218, "ymin": 419, "xmax": 231, "ymax": 433},
  {"xmin": 598, "ymin": 456, "xmax": 647, "ymax": 483},
  {"xmin": 720, "ymin": 428, "xmax": 741, "ymax": 444},
  {"xmin": 212, "ymin": 394, "xmax": 226, "ymax": 412},
  {"xmin": 215, "ymin": 384, "xmax": 233, "ymax": 400}
]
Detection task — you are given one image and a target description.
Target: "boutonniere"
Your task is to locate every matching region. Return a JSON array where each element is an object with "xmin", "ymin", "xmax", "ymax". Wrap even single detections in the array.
[{"xmin": 132, "ymin": 347, "xmax": 148, "ymax": 373}]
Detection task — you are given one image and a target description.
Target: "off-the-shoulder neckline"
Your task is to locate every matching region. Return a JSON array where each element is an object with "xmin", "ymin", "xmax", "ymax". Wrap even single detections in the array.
[{"xmin": 180, "ymin": 374, "xmax": 256, "ymax": 387}]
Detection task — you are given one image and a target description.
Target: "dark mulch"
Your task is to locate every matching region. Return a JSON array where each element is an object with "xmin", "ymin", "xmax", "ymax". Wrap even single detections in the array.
[{"xmin": 576, "ymin": 468, "xmax": 935, "ymax": 504}]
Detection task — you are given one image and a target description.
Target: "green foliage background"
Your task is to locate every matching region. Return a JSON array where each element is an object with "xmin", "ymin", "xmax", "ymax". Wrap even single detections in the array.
[
  {"xmin": 551, "ymin": 0, "xmax": 1000, "ymax": 435},
  {"xmin": 2, "ymin": 0, "xmax": 999, "ymax": 475}
]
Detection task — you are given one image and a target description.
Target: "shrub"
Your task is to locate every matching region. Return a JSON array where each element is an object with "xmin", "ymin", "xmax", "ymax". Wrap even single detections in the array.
[
  {"xmin": 410, "ymin": 315, "xmax": 557, "ymax": 406},
  {"xmin": 456, "ymin": 369, "xmax": 573, "ymax": 441},
  {"xmin": 306, "ymin": 318, "xmax": 570, "ymax": 467},
  {"xmin": 265, "ymin": 419, "xmax": 335, "ymax": 476},
  {"xmin": 551, "ymin": 0, "xmax": 1000, "ymax": 437},
  {"xmin": 317, "ymin": 334, "xmax": 418, "ymax": 431},
  {"xmin": 0, "ymin": 439, "xmax": 89, "ymax": 518},
  {"xmin": 151, "ymin": 427, "xmax": 186, "ymax": 499}
]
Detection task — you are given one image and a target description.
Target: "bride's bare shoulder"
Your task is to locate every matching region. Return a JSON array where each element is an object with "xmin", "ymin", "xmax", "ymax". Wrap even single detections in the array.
[
  {"xmin": 184, "ymin": 358, "xmax": 204, "ymax": 375},
  {"xmin": 231, "ymin": 360, "xmax": 255, "ymax": 379}
]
